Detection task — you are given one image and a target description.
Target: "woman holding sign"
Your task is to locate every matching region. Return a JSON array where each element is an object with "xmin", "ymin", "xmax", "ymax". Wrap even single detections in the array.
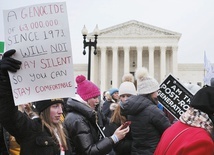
[{"xmin": 0, "ymin": 49, "xmax": 71, "ymax": 155}]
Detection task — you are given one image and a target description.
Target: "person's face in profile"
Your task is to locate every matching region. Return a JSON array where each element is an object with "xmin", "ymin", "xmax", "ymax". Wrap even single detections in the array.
[
  {"xmin": 50, "ymin": 103, "xmax": 63, "ymax": 124},
  {"xmin": 112, "ymin": 92, "xmax": 119, "ymax": 100},
  {"xmin": 87, "ymin": 96, "xmax": 100, "ymax": 110}
]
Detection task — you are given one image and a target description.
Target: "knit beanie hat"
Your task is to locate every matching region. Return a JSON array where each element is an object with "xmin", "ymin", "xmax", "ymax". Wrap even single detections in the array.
[
  {"xmin": 76, "ymin": 75, "xmax": 100, "ymax": 101},
  {"xmin": 109, "ymin": 88, "xmax": 119, "ymax": 96},
  {"xmin": 33, "ymin": 98, "xmax": 64, "ymax": 114},
  {"xmin": 190, "ymin": 86, "xmax": 214, "ymax": 115},
  {"xmin": 135, "ymin": 67, "xmax": 159, "ymax": 95},
  {"xmin": 119, "ymin": 73, "xmax": 137, "ymax": 96}
]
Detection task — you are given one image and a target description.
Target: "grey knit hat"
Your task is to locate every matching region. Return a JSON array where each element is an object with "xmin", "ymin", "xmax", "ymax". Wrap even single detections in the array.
[
  {"xmin": 135, "ymin": 67, "xmax": 159, "ymax": 94},
  {"xmin": 119, "ymin": 73, "xmax": 137, "ymax": 96}
]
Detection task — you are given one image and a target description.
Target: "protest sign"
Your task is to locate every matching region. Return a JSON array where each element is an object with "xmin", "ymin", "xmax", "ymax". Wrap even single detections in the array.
[
  {"xmin": 3, "ymin": 2, "xmax": 75, "ymax": 105},
  {"xmin": 158, "ymin": 74, "xmax": 193, "ymax": 120}
]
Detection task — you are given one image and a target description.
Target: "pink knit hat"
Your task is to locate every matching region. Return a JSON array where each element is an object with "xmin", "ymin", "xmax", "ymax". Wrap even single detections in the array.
[{"xmin": 76, "ymin": 75, "xmax": 100, "ymax": 101}]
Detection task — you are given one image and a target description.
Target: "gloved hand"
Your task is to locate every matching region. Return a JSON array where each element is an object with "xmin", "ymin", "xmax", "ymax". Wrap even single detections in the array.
[
  {"xmin": 0, "ymin": 49, "xmax": 22, "ymax": 96},
  {"xmin": 0, "ymin": 49, "xmax": 22, "ymax": 81},
  {"xmin": 0, "ymin": 49, "xmax": 21, "ymax": 72}
]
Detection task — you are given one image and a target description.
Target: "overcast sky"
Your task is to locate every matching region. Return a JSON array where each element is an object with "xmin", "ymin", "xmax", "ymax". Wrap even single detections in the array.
[{"xmin": 1, "ymin": 0, "xmax": 214, "ymax": 64}]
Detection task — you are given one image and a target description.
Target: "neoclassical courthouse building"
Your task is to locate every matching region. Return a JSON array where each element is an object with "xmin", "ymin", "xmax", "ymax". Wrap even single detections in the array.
[
  {"xmin": 0, "ymin": 20, "xmax": 204, "ymax": 93},
  {"xmin": 74, "ymin": 20, "xmax": 204, "ymax": 93}
]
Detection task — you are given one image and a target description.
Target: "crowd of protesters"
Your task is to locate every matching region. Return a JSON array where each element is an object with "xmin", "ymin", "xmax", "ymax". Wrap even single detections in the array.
[{"xmin": 0, "ymin": 49, "xmax": 214, "ymax": 155}]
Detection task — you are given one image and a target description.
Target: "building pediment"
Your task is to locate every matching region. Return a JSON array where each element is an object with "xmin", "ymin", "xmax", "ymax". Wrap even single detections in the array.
[{"xmin": 95, "ymin": 20, "xmax": 181, "ymax": 38}]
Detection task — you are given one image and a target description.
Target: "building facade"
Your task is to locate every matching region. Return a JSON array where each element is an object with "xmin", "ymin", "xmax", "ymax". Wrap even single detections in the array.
[
  {"xmin": 77, "ymin": 20, "xmax": 205, "ymax": 93},
  {"xmin": 0, "ymin": 20, "xmax": 205, "ymax": 94}
]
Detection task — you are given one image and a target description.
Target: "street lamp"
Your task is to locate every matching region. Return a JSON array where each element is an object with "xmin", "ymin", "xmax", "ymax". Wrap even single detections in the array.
[{"xmin": 82, "ymin": 25, "xmax": 99, "ymax": 80}]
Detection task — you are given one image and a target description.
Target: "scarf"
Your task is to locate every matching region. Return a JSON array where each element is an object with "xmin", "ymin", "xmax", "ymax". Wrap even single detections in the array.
[{"xmin": 180, "ymin": 107, "xmax": 213, "ymax": 134}]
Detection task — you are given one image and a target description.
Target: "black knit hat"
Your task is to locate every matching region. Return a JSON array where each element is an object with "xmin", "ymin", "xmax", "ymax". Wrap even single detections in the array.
[
  {"xmin": 190, "ymin": 86, "xmax": 214, "ymax": 114},
  {"xmin": 33, "ymin": 98, "xmax": 64, "ymax": 114}
]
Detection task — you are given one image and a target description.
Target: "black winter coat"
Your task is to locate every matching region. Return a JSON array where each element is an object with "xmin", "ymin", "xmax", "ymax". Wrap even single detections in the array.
[
  {"xmin": 121, "ymin": 95, "xmax": 171, "ymax": 155},
  {"xmin": 0, "ymin": 124, "xmax": 9, "ymax": 155},
  {"xmin": 64, "ymin": 97, "xmax": 114, "ymax": 155},
  {"xmin": 0, "ymin": 80, "xmax": 71, "ymax": 155},
  {"xmin": 102, "ymin": 100, "xmax": 114, "ymax": 119},
  {"xmin": 104, "ymin": 122, "xmax": 132, "ymax": 155}
]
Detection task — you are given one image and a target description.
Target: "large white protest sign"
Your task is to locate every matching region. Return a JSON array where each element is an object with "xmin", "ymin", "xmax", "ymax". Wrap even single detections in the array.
[
  {"xmin": 3, "ymin": 2, "xmax": 75, "ymax": 105},
  {"xmin": 158, "ymin": 74, "xmax": 193, "ymax": 120}
]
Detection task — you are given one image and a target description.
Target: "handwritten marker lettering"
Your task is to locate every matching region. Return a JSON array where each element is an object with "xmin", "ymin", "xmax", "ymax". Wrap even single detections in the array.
[{"xmin": 4, "ymin": 2, "xmax": 75, "ymax": 105}]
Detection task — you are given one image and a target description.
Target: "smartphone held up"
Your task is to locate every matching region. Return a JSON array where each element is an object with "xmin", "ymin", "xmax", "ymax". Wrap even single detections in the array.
[{"xmin": 121, "ymin": 121, "xmax": 131, "ymax": 129}]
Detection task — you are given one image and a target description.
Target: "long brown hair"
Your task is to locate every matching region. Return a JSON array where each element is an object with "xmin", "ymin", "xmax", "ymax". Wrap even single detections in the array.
[
  {"xmin": 110, "ymin": 105, "xmax": 126, "ymax": 125},
  {"xmin": 40, "ymin": 106, "xmax": 68, "ymax": 150}
]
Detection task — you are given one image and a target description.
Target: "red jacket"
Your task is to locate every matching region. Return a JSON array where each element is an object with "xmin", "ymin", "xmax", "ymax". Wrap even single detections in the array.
[{"xmin": 154, "ymin": 121, "xmax": 214, "ymax": 155}]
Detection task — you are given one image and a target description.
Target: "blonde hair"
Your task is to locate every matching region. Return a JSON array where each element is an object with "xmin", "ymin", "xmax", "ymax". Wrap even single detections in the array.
[
  {"xmin": 105, "ymin": 91, "xmax": 113, "ymax": 101},
  {"xmin": 110, "ymin": 105, "xmax": 126, "ymax": 124},
  {"xmin": 40, "ymin": 106, "xmax": 68, "ymax": 150}
]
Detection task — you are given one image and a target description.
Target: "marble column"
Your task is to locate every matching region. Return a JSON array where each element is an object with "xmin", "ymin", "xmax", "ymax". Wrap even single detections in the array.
[
  {"xmin": 160, "ymin": 46, "xmax": 166, "ymax": 82},
  {"xmin": 124, "ymin": 46, "xmax": 130, "ymax": 74},
  {"xmin": 137, "ymin": 46, "xmax": 143, "ymax": 68},
  {"xmin": 112, "ymin": 46, "xmax": 119, "ymax": 88},
  {"xmin": 100, "ymin": 47, "xmax": 107, "ymax": 92},
  {"xmin": 172, "ymin": 46, "xmax": 178, "ymax": 77},
  {"xmin": 148, "ymin": 46, "xmax": 154, "ymax": 77}
]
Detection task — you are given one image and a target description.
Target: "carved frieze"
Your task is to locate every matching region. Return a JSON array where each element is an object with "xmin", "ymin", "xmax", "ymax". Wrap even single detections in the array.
[{"xmin": 98, "ymin": 20, "xmax": 181, "ymax": 38}]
